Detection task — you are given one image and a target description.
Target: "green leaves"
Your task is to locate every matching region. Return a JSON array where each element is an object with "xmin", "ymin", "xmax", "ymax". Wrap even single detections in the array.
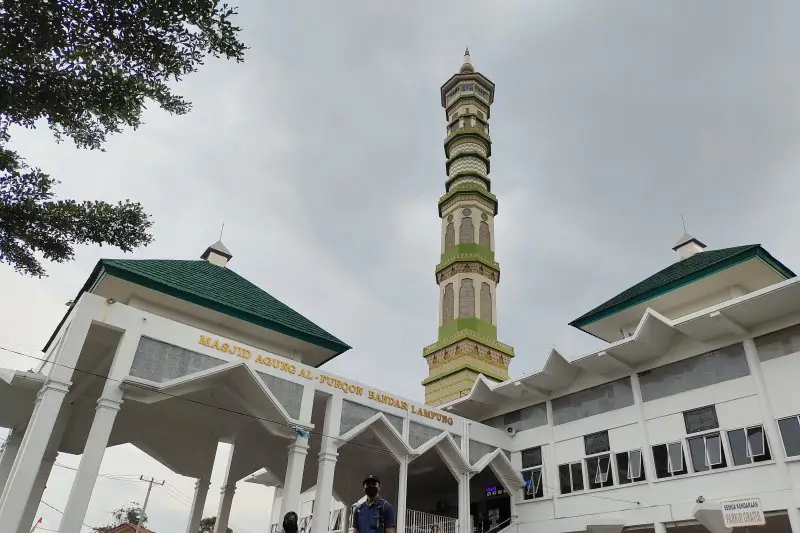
[{"xmin": 0, "ymin": 0, "xmax": 246, "ymax": 276}]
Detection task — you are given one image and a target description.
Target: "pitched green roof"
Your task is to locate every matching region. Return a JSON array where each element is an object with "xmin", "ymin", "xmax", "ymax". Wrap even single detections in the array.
[
  {"xmin": 570, "ymin": 245, "xmax": 795, "ymax": 329},
  {"xmin": 93, "ymin": 259, "xmax": 351, "ymax": 357}
]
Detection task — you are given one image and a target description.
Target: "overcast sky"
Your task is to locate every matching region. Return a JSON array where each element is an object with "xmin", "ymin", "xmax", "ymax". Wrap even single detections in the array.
[{"xmin": 2, "ymin": 1, "xmax": 800, "ymax": 532}]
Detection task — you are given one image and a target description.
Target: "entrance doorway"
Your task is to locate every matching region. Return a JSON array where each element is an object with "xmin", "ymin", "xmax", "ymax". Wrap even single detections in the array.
[{"xmin": 470, "ymin": 469, "xmax": 511, "ymax": 533}]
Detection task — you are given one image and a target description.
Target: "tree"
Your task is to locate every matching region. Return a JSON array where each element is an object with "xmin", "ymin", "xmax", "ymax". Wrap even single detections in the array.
[
  {"xmin": 200, "ymin": 516, "xmax": 233, "ymax": 533},
  {"xmin": 0, "ymin": 0, "xmax": 247, "ymax": 277},
  {"xmin": 92, "ymin": 503, "xmax": 147, "ymax": 532}
]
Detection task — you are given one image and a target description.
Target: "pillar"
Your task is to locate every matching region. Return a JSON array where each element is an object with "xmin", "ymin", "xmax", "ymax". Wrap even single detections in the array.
[
  {"xmin": 787, "ymin": 507, "xmax": 800, "ymax": 533},
  {"xmin": 311, "ymin": 395, "xmax": 342, "ymax": 533},
  {"xmin": 742, "ymin": 339, "xmax": 793, "ymax": 484},
  {"xmin": 58, "ymin": 397, "xmax": 123, "ymax": 533},
  {"xmin": 280, "ymin": 437, "xmax": 310, "ymax": 518},
  {"xmin": 0, "ymin": 428, "xmax": 23, "ymax": 493},
  {"xmin": 0, "ymin": 379, "xmax": 71, "ymax": 532},
  {"xmin": 630, "ymin": 373, "xmax": 657, "ymax": 483},
  {"xmin": 396, "ymin": 456, "xmax": 409, "ymax": 533},
  {"xmin": 216, "ymin": 484, "xmax": 236, "ymax": 533},
  {"xmin": 457, "ymin": 471, "xmax": 471, "ymax": 533},
  {"xmin": 16, "ymin": 452, "xmax": 56, "ymax": 533},
  {"xmin": 185, "ymin": 479, "xmax": 211, "ymax": 533},
  {"xmin": 654, "ymin": 522, "xmax": 666, "ymax": 533}
]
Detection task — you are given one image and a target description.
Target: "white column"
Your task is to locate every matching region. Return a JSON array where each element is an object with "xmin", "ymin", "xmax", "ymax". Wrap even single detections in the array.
[
  {"xmin": 654, "ymin": 522, "xmax": 667, "ymax": 533},
  {"xmin": 280, "ymin": 437, "xmax": 310, "ymax": 518},
  {"xmin": 630, "ymin": 373, "xmax": 657, "ymax": 483},
  {"xmin": 311, "ymin": 395, "xmax": 342, "ymax": 533},
  {"xmin": 16, "ymin": 452, "xmax": 56, "ymax": 533},
  {"xmin": 742, "ymin": 339, "xmax": 793, "ymax": 485},
  {"xmin": 457, "ymin": 471, "xmax": 471, "ymax": 533},
  {"xmin": 58, "ymin": 397, "xmax": 123, "ymax": 533},
  {"xmin": 216, "ymin": 483, "xmax": 236, "ymax": 533},
  {"xmin": 787, "ymin": 507, "xmax": 800, "ymax": 533},
  {"xmin": 0, "ymin": 428, "xmax": 23, "ymax": 493},
  {"xmin": 185, "ymin": 479, "xmax": 211, "ymax": 533},
  {"xmin": 0, "ymin": 379, "xmax": 71, "ymax": 532},
  {"xmin": 396, "ymin": 456, "xmax": 409, "ymax": 533}
]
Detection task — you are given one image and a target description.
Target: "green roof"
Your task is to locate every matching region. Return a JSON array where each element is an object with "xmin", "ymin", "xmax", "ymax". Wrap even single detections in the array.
[
  {"xmin": 570, "ymin": 245, "xmax": 795, "ymax": 329},
  {"xmin": 65, "ymin": 259, "xmax": 351, "ymax": 359}
]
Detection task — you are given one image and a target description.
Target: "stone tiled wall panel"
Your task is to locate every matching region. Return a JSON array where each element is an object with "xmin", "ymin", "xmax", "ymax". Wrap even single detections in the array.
[
  {"xmin": 409, "ymin": 421, "xmax": 445, "ymax": 449},
  {"xmin": 256, "ymin": 371, "xmax": 303, "ymax": 419},
  {"xmin": 469, "ymin": 439, "xmax": 497, "ymax": 464},
  {"xmin": 450, "ymin": 141, "xmax": 488, "ymax": 158},
  {"xmin": 340, "ymin": 400, "xmax": 403, "ymax": 436},
  {"xmin": 130, "ymin": 337, "xmax": 226, "ymax": 383}
]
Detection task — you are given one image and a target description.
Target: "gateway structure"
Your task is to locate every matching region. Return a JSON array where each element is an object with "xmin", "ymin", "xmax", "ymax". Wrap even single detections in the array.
[{"xmin": 2, "ymin": 52, "xmax": 800, "ymax": 533}]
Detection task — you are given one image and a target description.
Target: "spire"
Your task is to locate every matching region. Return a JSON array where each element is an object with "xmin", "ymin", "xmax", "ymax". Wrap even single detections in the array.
[
  {"xmin": 460, "ymin": 47, "xmax": 474, "ymax": 73},
  {"xmin": 201, "ymin": 239, "xmax": 233, "ymax": 267},
  {"xmin": 672, "ymin": 232, "xmax": 706, "ymax": 261}
]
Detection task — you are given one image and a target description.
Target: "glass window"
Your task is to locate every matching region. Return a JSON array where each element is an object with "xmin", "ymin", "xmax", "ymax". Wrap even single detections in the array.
[
  {"xmin": 727, "ymin": 425, "xmax": 772, "ymax": 465},
  {"xmin": 503, "ymin": 410, "xmax": 521, "ymax": 425},
  {"xmin": 584, "ymin": 431, "xmax": 610, "ymax": 455},
  {"xmin": 688, "ymin": 433, "xmax": 726, "ymax": 472},
  {"xmin": 521, "ymin": 446, "xmax": 544, "ymax": 500},
  {"xmin": 652, "ymin": 442, "xmax": 688, "ymax": 478},
  {"xmin": 558, "ymin": 462, "xmax": 584, "ymax": 494},
  {"xmin": 684, "ymin": 405, "xmax": 719, "ymax": 434},
  {"xmin": 616, "ymin": 450, "xmax": 645, "ymax": 484},
  {"xmin": 521, "ymin": 447, "xmax": 542, "ymax": 469},
  {"xmin": 585, "ymin": 454, "xmax": 613, "ymax": 489},
  {"xmin": 778, "ymin": 415, "xmax": 800, "ymax": 457}
]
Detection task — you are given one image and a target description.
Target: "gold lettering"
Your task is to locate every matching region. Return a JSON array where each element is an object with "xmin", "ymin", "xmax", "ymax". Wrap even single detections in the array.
[{"xmin": 199, "ymin": 336, "xmax": 213, "ymax": 347}]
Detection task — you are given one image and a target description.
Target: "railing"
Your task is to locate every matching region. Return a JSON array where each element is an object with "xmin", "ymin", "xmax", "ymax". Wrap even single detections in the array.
[
  {"xmin": 473, "ymin": 517, "xmax": 512, "ymax": 533},
  {"xmin": 271, "ymin": 507, "xmax": 457, "ymax": 533},
  {"xmin": 406, "ymin": 510, "xmax": 458, "ymax": 533}
]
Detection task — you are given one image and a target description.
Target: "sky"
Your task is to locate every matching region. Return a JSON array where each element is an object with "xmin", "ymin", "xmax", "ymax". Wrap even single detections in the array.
[{"xmin": 2, "ymin": 0, "xmax": 800, "ymax": 532}]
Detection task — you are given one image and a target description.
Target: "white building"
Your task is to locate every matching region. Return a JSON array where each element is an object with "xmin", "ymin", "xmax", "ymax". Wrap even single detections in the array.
[{"xmin": 2, "ymin": 51, "xmax": 800, "ymax": 533}]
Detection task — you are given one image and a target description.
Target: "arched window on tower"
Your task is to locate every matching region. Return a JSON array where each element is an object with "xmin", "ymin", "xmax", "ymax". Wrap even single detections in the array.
[
  {"xmin": 479, "ymin": 221, "xmax": 491, "ymax": 248},
  {"xmin": 442, "ymin": 284, "xmax": 454, "ymax": 323},
  {"xmin": 460, "ymin": 217, "xmax": 474, "ymax": 244},
  {"xmin": 445, "ymin": 223, "xmax": 455, "ymax": 250},
  {"xmin": 459, "ymin": 278, "xmax": 475, "ymax": 317},
  {"xmin": 480, "ymin": 283, "xmax": 492, "ymax": 323}
]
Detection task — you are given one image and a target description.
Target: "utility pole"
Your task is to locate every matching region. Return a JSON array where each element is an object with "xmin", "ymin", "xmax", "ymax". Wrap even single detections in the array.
[{"xmin": 135, "ymin": 475, "xmax": 165, "ymax": 533}]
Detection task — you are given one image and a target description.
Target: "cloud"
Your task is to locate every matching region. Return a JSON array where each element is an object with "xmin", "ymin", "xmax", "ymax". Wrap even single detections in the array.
[{"xmin": 2, "ymin": 0, "xmax": 800, "ymax": 530}]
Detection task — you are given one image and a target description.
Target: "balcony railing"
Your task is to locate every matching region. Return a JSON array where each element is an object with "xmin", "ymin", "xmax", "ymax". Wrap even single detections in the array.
[{"xmin": 270, "ymin": 507, "xmax": 458, "ymax": 533}]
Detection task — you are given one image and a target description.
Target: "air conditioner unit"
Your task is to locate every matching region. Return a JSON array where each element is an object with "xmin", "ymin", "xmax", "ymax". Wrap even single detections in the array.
[{"xmin": 505, "ymin": 426, "xmax": 517, "ymax": 436}]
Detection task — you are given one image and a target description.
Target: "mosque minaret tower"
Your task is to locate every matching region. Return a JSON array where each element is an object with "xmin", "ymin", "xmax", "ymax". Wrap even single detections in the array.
[{"xmin": 422, "ymin": 49, "xmax": 514, "ymax": 406}]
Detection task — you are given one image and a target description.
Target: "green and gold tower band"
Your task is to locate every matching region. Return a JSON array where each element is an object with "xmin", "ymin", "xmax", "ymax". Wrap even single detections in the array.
[{"xmin": 422, "ymin": 49, "xmax": 514, "ymax": 406}]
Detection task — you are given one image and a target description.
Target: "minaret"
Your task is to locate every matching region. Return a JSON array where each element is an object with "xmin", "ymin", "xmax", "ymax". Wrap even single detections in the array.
[{"xmin": 422, "ymin": 50, "xmax": 514, "ymax": 406}]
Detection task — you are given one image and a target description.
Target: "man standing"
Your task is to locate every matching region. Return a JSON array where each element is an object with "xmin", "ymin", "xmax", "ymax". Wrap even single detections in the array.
[{"xmin": 353, "ymin": 475, "xmax": 396, "ymax": 533}]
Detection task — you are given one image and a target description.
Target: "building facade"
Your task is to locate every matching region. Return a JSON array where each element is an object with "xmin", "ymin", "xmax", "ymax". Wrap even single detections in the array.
[{"xmin": 2, "ymin": 51, "xmax": 800, "ymax": 533}]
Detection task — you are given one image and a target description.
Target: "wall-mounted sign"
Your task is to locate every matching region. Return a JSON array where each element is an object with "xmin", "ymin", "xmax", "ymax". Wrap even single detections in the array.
[
  {"xmin": 721, "ymin": 498, "xmax": 765, "ymax": 528},
  {"xmin": 198, "ymin": 334, "xmax": 455, "ymax": 425},
  {"xmin": 484, "ymin": 485, "xmax": 505, "ymax": 497}
]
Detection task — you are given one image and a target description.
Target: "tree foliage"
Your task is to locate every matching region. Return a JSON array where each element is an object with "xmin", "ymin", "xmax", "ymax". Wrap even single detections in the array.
[
  {"xmin": 0, "ymin": 0, "xmax": 246, "ymax": 277},
  {"xmin": 92, "ymin": 503, "xmax": 147, "ymax": 532},
  {"xmin": 199, "ymin": 516, "xmax": 233, "ymax": 533}
]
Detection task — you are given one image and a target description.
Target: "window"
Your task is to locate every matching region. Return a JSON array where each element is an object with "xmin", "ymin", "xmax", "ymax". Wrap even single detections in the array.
[
  {"xmin": 459, "ymin": 278, "xmax": 475, "ymax": 317},
  {"xmin": 584, "ymin": 431, "xmax": 610, "ymax": 455},
  {"xmin": 459, "ymin": 217, "xmax": 474, "ymax": 244},
  {"xmin": 444, "ymin": 223, "xmax": 455, "ymax": 250},
  {"xmin": 727, "ymin": 425, "xmax": 771, "ymax": 465},
  {"xmin": 687, "ymin": 432, "xmax": 726, "ymax": 472},
  {"xmin": 778, "ymin": 415, "xmax": 800, "ymax": 457},
  {"xmin": 480, "ymin": 283, "xmax": 492, "ymax": 323},
  {"xmin": 558, "ymin": 462, "xmax": 584, "ymax": 494},
  {"xmin": 652, "ymin": 442, "xmax": 688, "ymax": 478},
  {"xmin": 616, "ymin": 450, "xmax": 645, "ymax": 484},
  {"xmin": 586, "ymin": 454, "xmax": 613, "ymax": 489},
  {"xmin": 521, "ymin": 447, "xmax": 544, "ymax": 500},
  {"xmin": 442, "ymin": 284, "xmax": 454, "ymax": 323},
  {"xmin": 684, "ymin": 405, "xmax": 719, "ymax": 434},
  {"xmin": 479, "ymin": 221, "xmax": 491, "ymax": 248}
]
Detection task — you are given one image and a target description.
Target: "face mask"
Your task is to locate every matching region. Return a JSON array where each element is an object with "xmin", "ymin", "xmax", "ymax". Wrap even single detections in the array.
[
  {"xmin": 365, "ymin": 486, "xmax": 378, "ymax": 498},
  {"xmin": 284, "ymin": 517, "xmax": 298, "ymax": 533}
]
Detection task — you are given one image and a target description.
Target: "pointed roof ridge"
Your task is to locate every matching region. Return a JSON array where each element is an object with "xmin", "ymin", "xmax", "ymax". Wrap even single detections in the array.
[{"xmin": 672, "ymin": 232, "xmax": 705, "ymax": 251}]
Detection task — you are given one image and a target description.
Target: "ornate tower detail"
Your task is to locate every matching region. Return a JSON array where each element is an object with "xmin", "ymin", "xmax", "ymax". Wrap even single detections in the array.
[{"xmin": 422, "ymin": 49, "xmax": 514, "ymax": 406}]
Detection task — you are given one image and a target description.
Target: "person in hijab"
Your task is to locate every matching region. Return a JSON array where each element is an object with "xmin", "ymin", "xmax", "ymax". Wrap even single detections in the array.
[{"xmin": 282, "ymin": 511, "xmax": 299, "ymax": 533}]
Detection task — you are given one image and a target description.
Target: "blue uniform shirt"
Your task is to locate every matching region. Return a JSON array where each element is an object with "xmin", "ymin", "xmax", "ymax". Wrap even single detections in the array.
[{"xmin": 355, "ymin": 496, "xmax": 396, "ymax": 533}]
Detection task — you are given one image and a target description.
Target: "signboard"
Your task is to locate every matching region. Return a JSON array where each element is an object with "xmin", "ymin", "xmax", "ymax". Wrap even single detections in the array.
[
  {"xmin": 721, "ymin": 498, "xmax": 765, "ymax": 528},
  {"xmin": 484, "ymin": 485, "xmax": 505, "ymax": 497}
]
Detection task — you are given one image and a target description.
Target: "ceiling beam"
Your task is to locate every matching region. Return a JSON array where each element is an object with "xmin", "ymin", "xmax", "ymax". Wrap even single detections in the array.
[{"xmin": 710, "ymin": 310, "xmax": 749, "ymax": 336}]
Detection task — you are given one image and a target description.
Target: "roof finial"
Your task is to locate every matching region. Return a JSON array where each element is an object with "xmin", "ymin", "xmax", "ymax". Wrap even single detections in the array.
[
  {"xmin": 219, "ymin": 222, "xmax": 225, "ymax": 241},
  {"xmin": 681, "ymin": 213, "xmax": 687, "ymax": 233},
  {"xmin": 460, "ymin": 47, "xmax": 474, "ymax": 73}
]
